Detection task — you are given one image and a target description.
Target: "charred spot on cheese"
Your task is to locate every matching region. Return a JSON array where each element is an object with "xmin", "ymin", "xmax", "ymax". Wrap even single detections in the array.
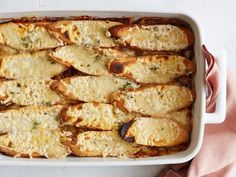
[
  {"xmin": 119, "ymin": 119, "xmax": 134, "ymax": 139},
  {"xmin": 0, "ymin": 22, "xmax": 64, "ymax": 50},
  {"xmin": 109, "ymin": 60, "xmax": 124, "ymax": 74}
]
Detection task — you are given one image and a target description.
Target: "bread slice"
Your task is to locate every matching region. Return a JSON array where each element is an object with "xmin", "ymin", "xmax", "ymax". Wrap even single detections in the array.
[
  {"xmin": 0, "ymin": 51, "xmax": 67, "ymax": 79},
  {"xmin": 63, "ymin": 131, "xmax": 141, "ymax": 157},
  {"xmin": 120, "ymin": 117, "xmax": 189, "ymax": 147},
  {"xmin": 0, "ymin": 79, "xmax": 65, "ymax": 106},
  {"xmin": 0, "ymin": 130, "xmax": 71, "ymax": 159},
  {"xmin": 109, "ymin": 24, "xmax": 194, "ymax": 51},
  {"xmin": 51, "ymin": 76, "xmax": 139, "ymax": 103},
  {"xmin": 108, "ymin": 55, "xmax": 195, "ymax": 84},
  {"xmin": 49, "ymin": 45, "xmax": 130, "ymax": 76},
  {"xmin": 61, "ymin": 103, "xmax": 139, "ymax": 130},
  {"xmin": 0, "ymin": 105, "xmax": 62, "ymax": 134},
  {"xmin": 0, "ymin": 45, "xmax": 18, "ymax": 57},
  {"xmin": 110, "ymin": 85, "xmax": 194, "ymax": 116},
  {"xmin": 49, "ymin": 20, "xmax": 122, "ymax": 47},
  {"xmin": 0, "ymin": 22, "xmax": 64, "ymax": 50}
]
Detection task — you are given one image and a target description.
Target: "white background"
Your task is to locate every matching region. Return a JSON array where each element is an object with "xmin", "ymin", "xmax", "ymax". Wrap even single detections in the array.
[{"xmin": 0, "ymin": 0, "xmax": 235, "ymax": 177}]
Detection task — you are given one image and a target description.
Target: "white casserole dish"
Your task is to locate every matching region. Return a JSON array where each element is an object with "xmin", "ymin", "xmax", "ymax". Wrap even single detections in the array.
[{"xmin": 0, "ymin": 11, "xmax": 227, "ymax": 166}]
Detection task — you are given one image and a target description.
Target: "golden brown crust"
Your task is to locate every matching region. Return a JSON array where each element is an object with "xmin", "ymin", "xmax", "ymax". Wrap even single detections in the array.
[
  {"xmin": 134, "ymin": 17, "xmax": 192, "ymax": 30},
  {"xmin": 1, "ymin": 16, "xmax": 131, "ymax": 24},
  {"xmin": 135, "ymin": 143, "xmax": 189, "ymax": 157},
  {"xmin": 0, "ymin": 145, "xmax": 42, "ymax": 158}
]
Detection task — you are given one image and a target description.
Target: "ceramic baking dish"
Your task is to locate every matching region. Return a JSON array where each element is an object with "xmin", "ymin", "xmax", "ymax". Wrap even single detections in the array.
[{"xmin": 0, "ymin": 11, "xmax": 227, "ymax": 166}]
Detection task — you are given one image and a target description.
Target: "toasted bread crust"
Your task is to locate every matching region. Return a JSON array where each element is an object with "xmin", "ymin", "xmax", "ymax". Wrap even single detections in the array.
[
  {"xmin": 134, "ymin": 17, "xmax": 192, "ymax": 30},
  {"xmin": 108, "ymin": 55, "xmax": 195, "ymax": 84}
]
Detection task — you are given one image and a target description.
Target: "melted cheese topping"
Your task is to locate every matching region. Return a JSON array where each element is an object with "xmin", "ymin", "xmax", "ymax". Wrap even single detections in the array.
[
  {"xmin": 0, "ymin": 80, "xmax": 63, "ymax": 106},
  {"xmin": 53, "ymin": 20, "xmax": 121, "ymax": 47},
  {"xmin": 65, "ymin": 103, "xmax": 136, "ymax": 130},
  {"xmin": 0, "ymin": 130, "xmax": 70, "ymax": 159},
  {"xmin": 0, "ymin": 51, "xmax": 66, "ymax": 79},
  {"xmin": 0, "ymin": 105, "xmax": 62, "ymax": 133},
  {"xmin": 126, "ymin": 117, "xmax": 188, "ymax": 147},
  {"xmin": 118, "ymin": 25, "xmax": 189, "ymax": 51},
  {"xmin": 121, "ymin": 86, "xmax": 193, "ymax": 116},
  {"xmin": 51, "ymin": 45, "xmax": 129, "ymax": 76},
  {"xmin": 123, "ymin": 55, "xmax": 192, "ymax": 83},
  {"xmin": 76, "ymin": 131, "xmax": 140, "ymax": 157},
  {"xmin": 0, "ymin": 22, "xmax": 63, "ymax": 50},
  {"xmin": 60, "ymin": 76, "xmax": 139, "ymax": 103}
]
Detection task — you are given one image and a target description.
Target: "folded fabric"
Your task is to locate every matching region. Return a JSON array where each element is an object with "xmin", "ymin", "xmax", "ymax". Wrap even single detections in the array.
[{"xmin": 158, "ymin": 45, "xmax": 236, "ymax": 177}]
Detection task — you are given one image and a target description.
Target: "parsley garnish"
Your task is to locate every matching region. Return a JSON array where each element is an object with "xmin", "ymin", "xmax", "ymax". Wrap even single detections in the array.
[
  {"xmin": 32, "ymin": 121, "xmax": 40, "ymax": 130},
  {"xmin": 122, "ymin": 82, "xmax": 133, "ymax": 90},
  {"xmin": 149, "ymin": 66, "xmax": 159, "ymax": 71}
]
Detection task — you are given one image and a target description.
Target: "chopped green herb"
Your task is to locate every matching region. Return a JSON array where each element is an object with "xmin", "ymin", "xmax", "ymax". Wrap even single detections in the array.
[
  {"xmin": 96, "ymin": 39, "xmax": 101, "ymax": 44},
  {"xmin": 122, "ymin": 82, "xmax": 133, "ymax": 90},
  {"xmin": 149, "ymin": 66, "xmax": 159, "ymax": 71},
  {"xmin": 32, "ymin": 121, "xmax": 40, "ymax": 130},
  {"xmin": 9, "ymin": 92, "xmax": 14, "ymax": 94},
  {"xmin": 51, "ymin": 61, "xmax": 56, "ymax": 64},
  {"xmin": 45, "ymin": 102, "xmax": 51, "ymax": 106},
  {"xmin": 154, "ymin": 34, "xmax": 160, "ymax": 40},
  {"xmin": 16, "ymin": 83, "xmax": 21, "ymax": 87},
  {"xmin": 126, "ymin": 95, "xmax": 134, "ymax": 99},
  {"xmin": 93, "ymin": 55, "xmax": 100, "ymax": 63},
  {"xmin": 54, "ymin": 116, "xmax": 59, "ymax": 121}
]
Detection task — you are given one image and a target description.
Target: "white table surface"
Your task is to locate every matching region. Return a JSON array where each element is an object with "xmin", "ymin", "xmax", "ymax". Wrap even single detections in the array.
[{"xmin": 0, "ymin": 0, "xmax": 235, "ymax": 177}]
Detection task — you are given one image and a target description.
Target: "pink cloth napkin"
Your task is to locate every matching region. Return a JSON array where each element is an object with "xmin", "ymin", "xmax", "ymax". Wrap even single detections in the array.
[{"xmin": 158, "ymin": 45, "xmax": 236, "ymax": 177}]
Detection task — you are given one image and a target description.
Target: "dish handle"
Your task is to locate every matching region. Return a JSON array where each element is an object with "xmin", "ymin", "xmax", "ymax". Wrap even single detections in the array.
[{"xmin": 205, "ymin": 51, "xmax": 227, "ymax": 124}]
